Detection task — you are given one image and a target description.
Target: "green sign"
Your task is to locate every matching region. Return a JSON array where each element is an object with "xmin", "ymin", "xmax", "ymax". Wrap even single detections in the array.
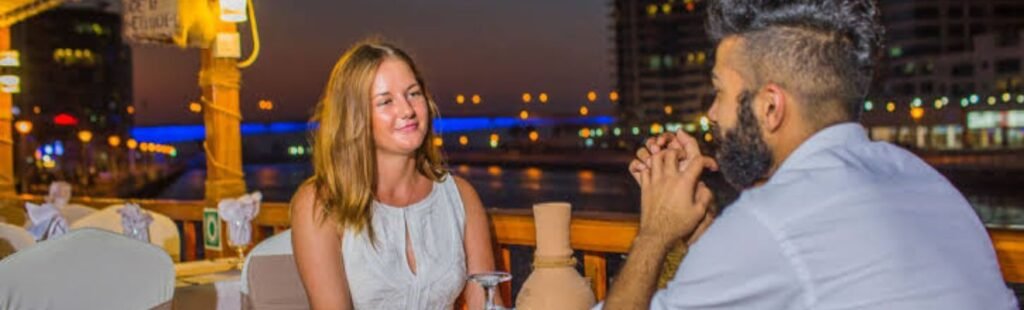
[{"xmin": 203, "ymin": 208, "xmax": 221, "ymax": 251}]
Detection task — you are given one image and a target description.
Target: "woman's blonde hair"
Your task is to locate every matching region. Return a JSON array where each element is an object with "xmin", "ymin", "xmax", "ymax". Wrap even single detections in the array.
[{"xmin": 306, "ymin": 39, "xmax": 447, "ymax": 238}]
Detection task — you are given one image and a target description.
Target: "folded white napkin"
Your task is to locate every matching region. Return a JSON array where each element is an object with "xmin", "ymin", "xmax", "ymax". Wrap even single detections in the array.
[
  {"xmin": 46, "ymin": 181, "xmax": 73, "ymax": 210},
  {"xmin": 25, "ymin": 202, "xmax": 68, "ymax": 241},
  {"xmin": 118, "ymin": 203, "xmax": 153, "ymax": 243},
  {"xmin": 218, "ymin": 191, "xmax": 262, "ymax": 247}
]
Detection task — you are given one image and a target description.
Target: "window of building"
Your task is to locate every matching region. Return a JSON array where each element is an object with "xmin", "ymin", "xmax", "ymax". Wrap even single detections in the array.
[
  {"xmin": 913, "ymin": 7, "xmax": 940, "ymax": 19},
  {"xmin": 921, "ymin": 81, "xmax": 935, "ymax": 93},
  {"xmin": 947, "ymin": 25, "xmax": 965, "ymax": 37},
  {"xmin": 948, "ymin": 7, "xmax": 964, "ymax": 18},
  {"xmin": 969, "ymin": 6, "xmax": 986, "ymax": 18},
  {"xmin": 996, "ymin": 59, "xmax": 1021, "ymax": 74},
  {"xmin": 913, "ymin": 25, "xmax": 941, "ymax": 38}
]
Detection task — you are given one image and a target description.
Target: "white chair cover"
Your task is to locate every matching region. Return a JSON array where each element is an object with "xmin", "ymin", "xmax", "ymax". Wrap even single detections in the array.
[
  {"xmin": 241, "ymin": 230, "xmax": 309, "ymax": 309},
  {"xmin": 61, "ymin": 204, "xmax": 97, "ymax": 224},
  {"xmin": 71, "ymin": 204, "xmax": 181, "ymax": 262},
  {"xmin": 24, "ymin": 202, "xmax": 68, "ymax": 241},
  {"xmin": 0, "ymin": 228, "xmax": 175, "ymax": 310},
  {"xmin": 0, "ymin": 223, "xmax": 35, "ymax": 260}
]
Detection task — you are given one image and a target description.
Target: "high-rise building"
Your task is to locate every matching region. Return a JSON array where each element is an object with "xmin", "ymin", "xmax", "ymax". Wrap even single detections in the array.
[
  {"xmin": 10, "ymin": 4, "xmax": 132, "ymax": 166},
  {"xmin": 863, "ymin": 0, "xmax": 1024, "ymax": 150},
  {"xmin": 612, "ymin": 0, "xmax": 712, "ymax": 132}
]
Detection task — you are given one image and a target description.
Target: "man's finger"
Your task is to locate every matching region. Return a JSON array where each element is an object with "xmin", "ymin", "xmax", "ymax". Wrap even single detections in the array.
[
  {"xmin": 629, "ymin": 159, "xmax": 647, "ymax": 186},
  {"xmin": 695, "ymin": 182, "xmax": 713, "ymax": 208},
  {"xmin": 679, "ymin": 156, "xmax": 712, "ymax": 196},
  {"xmin": 674, "ymin": 131, "xmax": 701, "ymax": 162},
  {"xmin": 635, "ymin": 146, "xmax": 651, "ymax": 163},
  {"xmin": 645, "ymin": 137, "xmax": 661, "ymax": 154},
  {"xmin": 641, "ymin": 159, "xmax": 653, "ymax": 187},
  {"xmin": 664, "ymin": 149, "xmax": 680, "ymax": 176},
  {"xmin": 651, "ymin": 151, "xmax": 668, "ymax": 181}
]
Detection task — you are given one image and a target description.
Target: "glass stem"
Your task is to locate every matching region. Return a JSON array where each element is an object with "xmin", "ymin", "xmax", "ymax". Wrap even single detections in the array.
[{"xmin": 485, "ymin": 285, "xmax": 495, "ymax": 310}]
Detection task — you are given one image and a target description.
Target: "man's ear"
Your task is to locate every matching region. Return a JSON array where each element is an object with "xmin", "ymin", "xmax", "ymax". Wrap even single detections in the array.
[{"xmin": 759, "ymin": 84, "xmax": 787, "ymax": 134}]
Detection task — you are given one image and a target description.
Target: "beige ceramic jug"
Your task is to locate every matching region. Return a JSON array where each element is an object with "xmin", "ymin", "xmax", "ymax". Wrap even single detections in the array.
[{"xmin": 515, "ymin": 202, "xmax": 596, "ymax": 309}]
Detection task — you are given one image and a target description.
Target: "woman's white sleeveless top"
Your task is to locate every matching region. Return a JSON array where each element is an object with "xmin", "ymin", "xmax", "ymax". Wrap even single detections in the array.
[{"xmin": 342, "ymin": 176, "xmax": 467, "ymax": 309}]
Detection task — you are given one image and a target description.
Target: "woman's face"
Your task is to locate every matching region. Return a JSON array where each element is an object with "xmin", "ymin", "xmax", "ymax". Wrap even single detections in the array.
[{"xmin": 370, "ymin": 57, "xmax": 429, "ymax": 156}]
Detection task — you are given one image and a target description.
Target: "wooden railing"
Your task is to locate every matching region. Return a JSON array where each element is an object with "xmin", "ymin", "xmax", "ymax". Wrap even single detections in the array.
[{"xmin": 5, "ymin": 196, "xmax": 1024, "ymax": 301}]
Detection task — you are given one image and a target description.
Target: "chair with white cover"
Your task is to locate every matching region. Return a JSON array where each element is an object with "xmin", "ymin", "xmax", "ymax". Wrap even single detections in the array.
[
  {"xmin": 0, "ymin": 223, "xmax": 34, "ymax": 260},
  {"xmin": 0, "ymin": 228, "xmax": 175, "ymax": 309},
  {"xmin": 241, "ymin": 230, "xmax": 309, "ymax": 309},
  {"xmin": 45, "ymin": 181, "xmax": 97, "ymax": 224},
  {"xmin": 61, "ymin": 203, "xmax": 97, "ymax": 224},
  {"xmin": 0, "ymin": 206, "xmax": 26, "ymax": 227},
  {"xmin": 70, "ymin": 204, "xmax": 181, "ymax": 262}
]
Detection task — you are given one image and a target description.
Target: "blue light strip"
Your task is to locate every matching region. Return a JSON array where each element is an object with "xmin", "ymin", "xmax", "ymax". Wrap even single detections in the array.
[{"xmin": 130, "ymin": 116, "xmax": 617, "ymax": 144}]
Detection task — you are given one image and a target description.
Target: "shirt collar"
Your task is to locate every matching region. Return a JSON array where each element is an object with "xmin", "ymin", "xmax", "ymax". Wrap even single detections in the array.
[{"xmin": 770, "ymin": 122, "xmax": 869, "ymax": 177}]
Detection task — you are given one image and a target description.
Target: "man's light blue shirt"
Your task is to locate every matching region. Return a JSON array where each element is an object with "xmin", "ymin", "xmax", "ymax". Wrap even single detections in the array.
[{"xmin": 641, "ymin": 123, "xmax": 1016, "ymax": 309}]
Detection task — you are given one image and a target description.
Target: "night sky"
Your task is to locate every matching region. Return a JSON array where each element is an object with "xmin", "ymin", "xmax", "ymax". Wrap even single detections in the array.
[{"xmin": 131, "ymin": 0, "xmax": 614, "ymax": 125}]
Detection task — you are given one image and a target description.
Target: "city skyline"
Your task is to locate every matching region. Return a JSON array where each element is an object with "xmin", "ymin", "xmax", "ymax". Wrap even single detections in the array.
[{"xmin": 132, "ymin": 0, "xmax": 615, "ymax": 125}]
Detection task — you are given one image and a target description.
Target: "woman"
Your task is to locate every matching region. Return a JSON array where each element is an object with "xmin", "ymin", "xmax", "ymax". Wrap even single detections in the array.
[{"xmin": 291, "ymin": 40, "xmax": 497, "ymax": 309}]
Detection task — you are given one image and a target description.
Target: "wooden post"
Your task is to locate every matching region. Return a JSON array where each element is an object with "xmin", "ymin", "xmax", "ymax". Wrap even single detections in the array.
[
  {"xmin": 0, "ymin": 27, "xmax": 16, "ymax": 198},
  {"xmin": 200, "ymin": 16, "xmax": 246, "ymax": 258}
]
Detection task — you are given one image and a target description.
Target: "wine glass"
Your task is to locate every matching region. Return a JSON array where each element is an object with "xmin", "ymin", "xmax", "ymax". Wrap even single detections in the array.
[{"xmin": 468, "ymin": 271, "xmax": 512, "ymax": 310}]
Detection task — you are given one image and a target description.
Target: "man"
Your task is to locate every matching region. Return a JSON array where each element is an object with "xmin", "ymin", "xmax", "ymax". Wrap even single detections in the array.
[{"xmin": 601, "ymin": 0, "xmax": 1018, "ymax": 309}]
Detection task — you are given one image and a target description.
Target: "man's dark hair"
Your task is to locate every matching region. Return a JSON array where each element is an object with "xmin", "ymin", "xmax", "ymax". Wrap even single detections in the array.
[{"xmin": 706, "ymin": 0, "xmax": 884, "ymax": 123}]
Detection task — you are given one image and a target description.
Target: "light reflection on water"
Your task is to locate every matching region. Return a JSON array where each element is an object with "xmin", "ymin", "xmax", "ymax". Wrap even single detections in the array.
[{"xmin": 159, "ymin": 163, "xmax": 1021, "ymax": 224}]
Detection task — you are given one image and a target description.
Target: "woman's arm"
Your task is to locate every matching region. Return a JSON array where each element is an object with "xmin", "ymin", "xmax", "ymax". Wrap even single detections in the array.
[
  {"xmin": 454, "ymin": 176, "xmax": 502, "ymax": 310},
  {"xmin": 291, "ymin": 184, "xmax": 353, "ymax": 309}
]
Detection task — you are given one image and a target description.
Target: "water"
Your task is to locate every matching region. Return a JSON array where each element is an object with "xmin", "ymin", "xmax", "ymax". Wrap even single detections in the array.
[{"xmin": 159, "ymin": 162, "xmax": 1023, "ymax": 224}]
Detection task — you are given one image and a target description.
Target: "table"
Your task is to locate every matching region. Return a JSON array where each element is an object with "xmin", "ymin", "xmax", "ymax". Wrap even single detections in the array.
[{"xmin": 173, "ymin": 258, "xmax": 243, "ymax": 310}]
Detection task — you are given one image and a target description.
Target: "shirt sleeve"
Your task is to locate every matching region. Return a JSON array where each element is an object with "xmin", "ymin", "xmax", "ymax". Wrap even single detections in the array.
[{"xmin": 649, "ymin": 206, "xmax": 807, "ymax": 310}]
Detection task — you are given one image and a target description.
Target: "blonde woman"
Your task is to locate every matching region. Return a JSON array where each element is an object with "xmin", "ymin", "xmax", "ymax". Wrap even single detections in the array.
[{"xmin": 291, "ymin": 40, "xmax": 497, "ymax": 309}]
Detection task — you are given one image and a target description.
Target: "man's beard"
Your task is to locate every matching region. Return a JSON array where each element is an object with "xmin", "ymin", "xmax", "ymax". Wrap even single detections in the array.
[{"xmin": 712, "ymin": 90, "xmax": 773, "ymax": 190}]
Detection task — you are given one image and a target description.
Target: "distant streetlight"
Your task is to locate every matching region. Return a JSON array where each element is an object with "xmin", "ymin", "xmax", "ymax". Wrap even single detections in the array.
[
  {"xmin": 258, "ymin": 99, "xmax": 274, "ymax": 111},
  {"xmin": 126, "ymin": 106, "xmax": 135, "ymax": 115},
  {"xmin": 522, "ymin": 93, "xmax": 532, "ymax": 104},
  {"xmin": 579, "ymin": 106, "xmax": 589, "ymax": 116},
  {"xmin": 189, "ymin": 102, "xmax": 202, "ymax": 113},
  {"xmin": 528, "ymin": 130, "xmax": 539, "ymax": 142},
  {"xmin": 609, "ymin": 91, "xmax": 620, "ymax": 102},
  {"xmin": 78, "ymin": 130, "xmax": 93, "ymax": 143},
  {"xmin": 489, "ymin": 133, "xmax": 499, "ymax": 148},
  {"xmin": 587, "ymin": 91, "xmax": 597, "ymax": 103},
  {"xmin": 459, "ymin": 135, "xmax": 469, "ymax": 146},
  {"xmin": 456, "ymin": 94, "xmax": 466, "ymax": 105},
  {"xmin": 538, "ymin": 93, "xmax": 548, "ymax": 104},
  {"xmin": 432, "ymin": 137, "xmax": 443, "ymax": 147},
  {"xmin": 519, "ymin": 109, "xmax": 529, "ymax": 120},
  {"xmin": 471, "ymin": 94, "xmax": 481, "ymax": 105},
  {"xmin": 13, "ymin": 119, "xmax": 31, "ymax": 193},
  {"xmin": 664, "ymin": 105, "xmax": 673, "ymax": 115},
  {"xmin": 108, "ymin": 135, "xmax": 121, "ymax": 147},
  {"xmin": 14, "ymin": 120, "xmax": 32, "ymax": 135},
  {"xmin": 910, "ymin": 107, "xmax": 925, "ymax": 121},
  {"xmin": 126, "ymin": 139, "xmax": 138, "ymax": 150}
]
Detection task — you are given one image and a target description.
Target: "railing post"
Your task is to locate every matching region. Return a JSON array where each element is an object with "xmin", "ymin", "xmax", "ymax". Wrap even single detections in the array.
[
  {"xmin": 584, "ymin": 251, "xmax": 607, "ymax": 301},
  {"xmin": 200, "ymin": 3, "xmax": 247, "ymax": 259},
  {"xmin": 0, "ymin": 27, "xmax": 16, "ymax": 197}
]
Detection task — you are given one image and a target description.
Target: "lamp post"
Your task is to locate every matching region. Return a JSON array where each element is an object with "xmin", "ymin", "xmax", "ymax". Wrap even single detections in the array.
[
  {"xmin": 77, "ymin": 130, "xmax": 92, "ymax": 191},
  {"xmin": 14, "ymin": 120, "xmax": 31, "ymax": 193},
  {"xmin": 126, "ymin": 138, "xmax": 138, "ymax": 177},
  {"xmin": 108, "ymin": 135, "xmax": 121, "ymax": 180}
]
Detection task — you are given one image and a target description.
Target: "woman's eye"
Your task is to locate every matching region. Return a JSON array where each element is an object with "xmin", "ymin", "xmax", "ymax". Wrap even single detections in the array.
[{"xmin": 378, "ymin": 99, "xmax": 392, "ymax": 106}]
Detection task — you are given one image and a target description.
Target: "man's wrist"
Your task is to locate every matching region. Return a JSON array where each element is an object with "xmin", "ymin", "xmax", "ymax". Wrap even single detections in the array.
[{"xmin": 633, "ymin": 231, "xmax": 679, "ymax": 252}]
